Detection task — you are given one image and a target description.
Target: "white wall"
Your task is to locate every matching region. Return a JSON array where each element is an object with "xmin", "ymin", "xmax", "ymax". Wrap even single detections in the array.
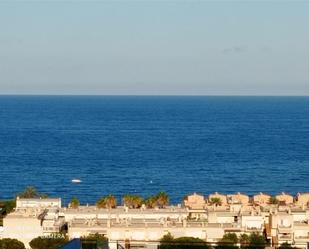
[{"xmin": 3, "ymin": 217, "xmax": 43, "ymax": 249}]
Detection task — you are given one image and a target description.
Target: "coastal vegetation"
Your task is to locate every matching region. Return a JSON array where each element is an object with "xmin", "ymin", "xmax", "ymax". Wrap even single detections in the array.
[
  {"xmin": 0, "ymin": 186, "xmax": 47, "ymax": 225},
  {"xmin": 3, "ymin": 186, "xmax": 306, "ymax": 209},
  {"xmin": 0, "ymin": 238, "xmax": 25, "ymax": 249},
  {"xmin": 80, "ymin": 233, "xmax": 108, "ymax": 249},
  {"xmin": 242, "ymin": 233, "xmax": 267, "ymax": 249},
  {"xmin": 1, "ymin": 187, "xmax": 175, "ymax": 213},
  {"xmin": 159, "ymin": 233, "xmax": 267, "ymax": 249},
  {"xmin": 29, "ymin": 235, "xmax": 68, "ymax": 249},
  {"xmin": 156, "ymin": 192, "xmax": 169, "ymax": 208},
  {"xmin": 209, "ymin": 197, "xmax": 222, "ymax": 206},
  {"xmin": 217, "ymin": 233, "xmax": 238, "ymax": 249},
  {"xmin": 239, "ymin": 234, "xmax": 250, "ymax": 249},
  {"xmin": 144, "ymin": 195, "xmax": 158, "ymax": 208},
  {"xmin": 0, "ymin": 199, "xmax": 15, "ymax": 226},
  {"xmin": 218, "ymin": 233, "xmax": 268, "ymax": 249},
  {"xmin": 122, "ymin": 194, "xmax": 143, "ymax": 208},
  {"xmin": 124, "ymin": 192, "xmax": 169, "ymax": 209},
  {"xmin": 17, "ymin": 186, "xmax": 48, "ymax": 199},
  {"xmin": 69, "ymin": 197, "xmax": 80, "ymax": 209},
  {"xmin": 82, "ymin": 233, "xmax": 108, "ymax": 241},
  {"xmin": 144, "ymin": 192, "xmax": 169, "ymax": 208},
  {"xmin": 160, "ymin": 233, "xmax": 210, "ymax": 249},
  {"xmin": 2, "ymin": 186, "xmax": 169, "ymax": 211},
  {"xmin": 277, "ymin": 242, "xmax": 299, "ymax": 249},
  {"xmin": 96, "ymin": 194, "xmax": 117, "ymax": 209},
  {"xmin": 268, "ymin": 196, "xmax": 279, "ymax": 205}
]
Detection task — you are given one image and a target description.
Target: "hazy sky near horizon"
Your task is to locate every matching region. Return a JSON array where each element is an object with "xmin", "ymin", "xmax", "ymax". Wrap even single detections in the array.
[{"xmin": 0, "ymin": 1, "xmax": 308, "ymax": 95}]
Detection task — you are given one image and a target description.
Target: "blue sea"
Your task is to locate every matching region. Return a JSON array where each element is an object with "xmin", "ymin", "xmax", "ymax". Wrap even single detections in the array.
[{"xmin": 0, "ymin": 96, "xmax": 309, "ymax": 204}]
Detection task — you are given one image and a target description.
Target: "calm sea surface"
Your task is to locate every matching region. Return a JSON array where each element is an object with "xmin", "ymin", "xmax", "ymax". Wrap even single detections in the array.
[{"xmin": 0, "ymin": 96, "xmax": 309, "ymax": 204}]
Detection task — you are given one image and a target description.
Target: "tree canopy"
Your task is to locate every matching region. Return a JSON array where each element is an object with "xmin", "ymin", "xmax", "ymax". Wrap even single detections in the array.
[
  {"xmin": 0, "ymin": 238, "xmax": 26, "ymax": 249},
  {"xmin": 268, "ymin": 196, "xmax": 279, "ymax": 205},
  {"xmin": 81, "ymin": 233, "xmax": 108, "ymax": 249},
  {"xmin": 121, "ymin": 192, "xmax": 169, "ymax": 209},
  {"xmin": 29, "ymin": 236, "xmax": 68, "ymax": 249},
  {"xmin": 0, "ymin": 199, "xmax": 16, "ymax": 226},
  {"xmin": 239, "ymin": 234, "xmax": 250, "ymax": 249},
  {"xmin": 82, "ymin": 233, "xmax": 108, "ymax": 241},
  {"xmin": 122, "ymin": 194, "xmax": 144, "ymax": 208},
  {"xmin": 247, "ymin": 233, "xmax": 267, "ymax": 249},
  {"xmin": 0, "ymin": 199, "xmax": 16, "ymax": 215},
  {"xmin": 70, "ymin": 197, "xmax": 80, "ymax": 209},
  {"xmin": 17, "ymin": 186, "xmax": 48, "ymax": 199},
  {"xmin": 217, "ymin": 233, "xmax": 238, "ymax": 249},
  {"xmin": 96, "ymin": 194, "xmax": 117, "ymax": 209},
  {"xmin": 144, "ymin": 192, "xmax": 169, "ymax": 208},
  {"xmin": 277, "ymin": 242, "xmax": 299, "ymax": 249},
  {"xmin": 160, "ymin": 233, "xmax": 210, "ymax": 249},
  {"xmin": 210, "ymin": 197, "xmax": 222, "ymax": 206},
  {"xmin": 159, "ymin": 233, "xmax": 267, "ymax": 249}
]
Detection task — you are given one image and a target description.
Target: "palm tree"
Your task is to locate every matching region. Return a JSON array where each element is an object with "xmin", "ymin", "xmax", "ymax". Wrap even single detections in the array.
[
  {"xmin": 17, "ymin": 186, "xmax": 48, "ymax": 199},
  {"xmin": 105, "ymin": 194, "xmax": 117, "ymax": 209},
  {"xmin": 96, "ymin": 197, "xmax": 107, "ymax": 209},
  {"xmin": 18, "ymin": 186, "xmax": 39, "ymax": 198},
  {"xmin": 209, "ymin": 197, "xmax": 222, "ymax": 206},
  {"xmin": 96, "ymin": 194, "xmax": 117, "ymax": 209},
  {"xmin": 123, "ymin": 194, "xmax": 143, "ymax": 208},
  {"xmin": 132, "ymin": 195, "xmax": 143, "ymax": 208},
  {"xmin": 269, "ymin": 196, "xmax": 279, "ymax": 205},
  {"xmin": 123, "ymin": 194, "xmax": 134, "ymax": 208},
  {"xmin": 70, "ymin": 197, "xmax": 80, "ymax": 209},
  {"xmin": 156, "ymin": 192, "xmax": 169, "ymax": 208},
  {"xmin": 144, "ymin": 195, "xmax": 157, "ymax": 208}
]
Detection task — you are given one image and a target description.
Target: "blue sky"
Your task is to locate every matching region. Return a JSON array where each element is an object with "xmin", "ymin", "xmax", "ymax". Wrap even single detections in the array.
[{"xmin": 0, "ymin": 1, "xmax": 308, "ymax": 95}]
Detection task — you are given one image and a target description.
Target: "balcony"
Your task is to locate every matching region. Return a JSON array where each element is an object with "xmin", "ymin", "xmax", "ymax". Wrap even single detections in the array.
[
  {"xmin": 278, "ymin": 226, "xmax": 292, "ymax": 233},
  {"xmin": 245, "ymin": 226, "xmax": 263, "ymax": 232},
  {"xmin": 277, "ymin": 234, "xmax": 293, "ymax": 244},
  {"xmin": 43, "ymin": 226, "xmax": 61, "ymax": 232},
  {"xmin": 294, "ymin": 236, "xmax": 309, "ymax": 243},
  {"xmin": 279, "ymin": 234, "xmax": 292, "ymax": 240}
]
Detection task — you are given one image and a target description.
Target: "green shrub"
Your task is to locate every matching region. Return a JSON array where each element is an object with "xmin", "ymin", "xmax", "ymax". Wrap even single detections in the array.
[
  {"xmin": 29, "ymin": 236, "xmax": 68, "ymax": 249},
  {"xmin": 0, "ymin": 238, "xmax": 26, "ymax": 249}
]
